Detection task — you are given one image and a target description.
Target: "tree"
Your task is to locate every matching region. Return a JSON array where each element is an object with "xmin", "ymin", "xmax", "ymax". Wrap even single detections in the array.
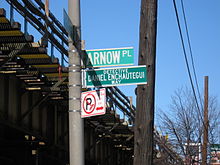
[{"xmin": 158, "ymin": 87, "xmax": 220, "ymax": 163}]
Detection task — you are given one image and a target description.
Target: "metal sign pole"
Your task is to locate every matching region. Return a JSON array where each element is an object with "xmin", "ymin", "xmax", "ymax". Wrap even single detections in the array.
[{"xmin": 68, "ymin": 0, "xmax": 84, "ymax": 165}]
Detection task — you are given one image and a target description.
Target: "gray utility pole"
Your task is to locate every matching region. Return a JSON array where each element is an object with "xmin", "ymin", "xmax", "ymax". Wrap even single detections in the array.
[
  {"xmin": 68, "ymin": 0, "xmax": 84, "ymax": 165},
  {"xmin": 134, "ymin": 0, "xmax": 157, "ymax": 165},
  {"xmin": 202, "ymin": 76, "xmax": 208, "ymax": 165}
]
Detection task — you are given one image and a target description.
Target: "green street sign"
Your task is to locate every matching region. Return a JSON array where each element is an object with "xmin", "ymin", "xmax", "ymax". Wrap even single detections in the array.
[
  {"xmin": 82, "ymin": 65, "xmax": 147, "ymax": 88},
  {"xmin": 63, "ymin": 9, "xmax": 78, "ymax": 42},
  {"xmin": 84, "ymin": 47, "xmax": 134, "ymax": 68},
  {"xmin": 211, "ymin": 144, "xmax": 220, "ymax": 151}
]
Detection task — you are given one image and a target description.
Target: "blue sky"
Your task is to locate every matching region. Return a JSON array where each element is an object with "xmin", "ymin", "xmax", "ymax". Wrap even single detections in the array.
[
  {"xmin": 2, "ymin": 0, "xmax": 220, "ymax": 117},
  {"xmin": 157, "ymin": 0, "xmax": 220, "ymax": 109}
]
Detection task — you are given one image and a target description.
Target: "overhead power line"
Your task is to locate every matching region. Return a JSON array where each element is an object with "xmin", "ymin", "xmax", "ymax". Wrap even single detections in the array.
[
  {"xmin": 172, "ymin": 0, "xmax": 201, "ymax": 116},
  {"xmin": 172, "ymin": 0, "xmax": 212, "ymax": 148},
  {"xmin": 180, "ymin": 0, "xmax": 203, "ymax": 111}
]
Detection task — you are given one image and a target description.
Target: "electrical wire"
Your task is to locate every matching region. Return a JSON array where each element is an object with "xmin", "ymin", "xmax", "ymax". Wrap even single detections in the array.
[
  {"xmin": 179, "ymin": 0, "xmax": 211, "ymax": 148},
  {"xmin": 172, "ymin": 0, "xmax": 210, "ymax": 147},
  {"xmin": 172, "ymin": 0, "xmax": 201, "ymax": 117},
  {"xmin": 180, "ymin": 0, "xmax": 203, "ymax": 111},
  {"xmin": 180, "ymin": 2, "xmax": 218, "ymax": 158}
]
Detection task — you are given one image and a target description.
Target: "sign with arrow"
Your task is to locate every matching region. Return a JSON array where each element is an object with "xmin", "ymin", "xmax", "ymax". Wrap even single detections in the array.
[{"xmin": 81, "ymin": 88, "xmax": 106, "ymax": 118}]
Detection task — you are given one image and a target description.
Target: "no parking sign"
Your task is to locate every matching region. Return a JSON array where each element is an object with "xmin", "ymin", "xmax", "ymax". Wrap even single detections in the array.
[{"xmin": 81, "ymin": 88, "xmax": 106, "ymax": 118}]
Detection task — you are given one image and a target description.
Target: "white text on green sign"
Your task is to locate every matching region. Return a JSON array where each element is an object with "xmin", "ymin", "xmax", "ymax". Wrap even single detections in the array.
[
  {"xmin": 83, "ymin": 65, "xmax": 147, "ymax": 88},
  {"xmin": 85, "ymin": 47, "xmax": 134, "ymax": 68}
]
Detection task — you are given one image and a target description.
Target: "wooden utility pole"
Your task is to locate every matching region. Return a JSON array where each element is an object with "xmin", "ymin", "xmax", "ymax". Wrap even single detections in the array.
[
  {"xmin": 202, "ymin": 76, "xmax": 208, "ymax": 165},
  {"xmin": 134, "ymin": 0, "xmax": 157, "ymax": 164}
]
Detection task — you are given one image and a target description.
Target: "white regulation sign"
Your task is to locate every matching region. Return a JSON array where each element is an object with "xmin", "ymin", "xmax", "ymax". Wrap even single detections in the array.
[{"xmin": 81, "ymin": 88, "xmax": 106, "ymax": 118}]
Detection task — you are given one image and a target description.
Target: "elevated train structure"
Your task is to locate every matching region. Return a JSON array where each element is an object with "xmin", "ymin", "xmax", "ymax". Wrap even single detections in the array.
[{"xmin": 0, "ymin": 1, "xmax": 183, "ymax": 164}]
